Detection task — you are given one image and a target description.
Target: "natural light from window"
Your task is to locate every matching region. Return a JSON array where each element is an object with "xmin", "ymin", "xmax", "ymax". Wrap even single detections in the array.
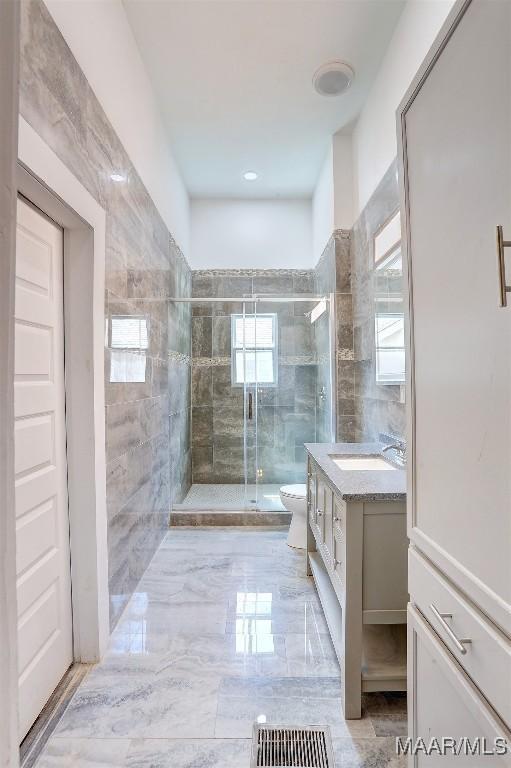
[
  {"xmin": 109, "ymin": 314, "xmax": 149, "ymax": 384},
  {"xmin": 374, "ymin": 211, "xmax": 405, "ymax": 386},
  {"xmin": 231, "ymin": 313, "xmax": 277, "ymax": 386}
]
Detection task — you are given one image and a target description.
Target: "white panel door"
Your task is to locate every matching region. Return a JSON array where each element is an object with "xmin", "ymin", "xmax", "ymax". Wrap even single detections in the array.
[
  {"xmin": 15, "ymin": 198, "xmax": 73, "ymax": 741},
  {"xmin": 404, "ymin": 0, "xmax": 511, "ymax": 629}
]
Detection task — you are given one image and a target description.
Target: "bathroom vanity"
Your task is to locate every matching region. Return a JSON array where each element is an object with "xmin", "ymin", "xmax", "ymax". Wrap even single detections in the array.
[{"xmin": 305, "ymin": 442, "xmax": 407, "ymax": 719}]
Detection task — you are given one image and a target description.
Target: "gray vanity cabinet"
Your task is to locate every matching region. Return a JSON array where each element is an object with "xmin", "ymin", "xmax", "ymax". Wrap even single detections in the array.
[{"xmin": 306, "ymin": 452, "xmax": 407, "ymax": 719}]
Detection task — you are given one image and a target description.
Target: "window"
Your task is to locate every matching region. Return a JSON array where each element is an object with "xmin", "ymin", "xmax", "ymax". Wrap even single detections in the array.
[
  {"xmin": 374, "ymin": 210, "xmax": 401, "ymax": 267},
  {"xmin": 231, "ymin": 313, "xmax": 277, "ymax": 386},
  {"xmin": 108, "ymin": 314, "xmax": 149, "ymax": 383},
  {"xmin": 374, "ymin": 307, "xmax": 405, "ymax": 385},
  {"xmin": 373, "ymin": 210, "xmax": 405, "ymax": 386}
]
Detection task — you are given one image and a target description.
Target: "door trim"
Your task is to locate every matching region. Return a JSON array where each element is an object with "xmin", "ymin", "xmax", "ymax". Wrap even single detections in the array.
[{"xmin": 17, "ymin": 116, "xmax": 109, "ymax": 662}]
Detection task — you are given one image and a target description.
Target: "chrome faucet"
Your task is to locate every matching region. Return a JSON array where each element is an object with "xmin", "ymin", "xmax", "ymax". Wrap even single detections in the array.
[{"xmin": 382, "ymin": 443, "xmax": 406, "ymax": 465}]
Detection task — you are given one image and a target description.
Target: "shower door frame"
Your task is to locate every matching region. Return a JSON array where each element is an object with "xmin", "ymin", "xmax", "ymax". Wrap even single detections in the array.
[{"xmin": 170, "ymin": 293, "xmax": 336, "ymax": 511}]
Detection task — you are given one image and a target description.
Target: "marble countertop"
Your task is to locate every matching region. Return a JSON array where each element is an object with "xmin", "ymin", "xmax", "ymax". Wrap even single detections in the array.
[{"xmin": 304, "ymin": 442, "xmax": 406, "ymax": 502}]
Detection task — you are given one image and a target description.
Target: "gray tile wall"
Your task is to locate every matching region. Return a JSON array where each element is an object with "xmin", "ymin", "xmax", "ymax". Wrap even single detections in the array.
[
  {"xmin": 20, "ymin": 0, "xmax": 191, "ymax": 630},
  {"xmin": 351, "ymin": 160, "xmax": 406, "ymax": 441},
  {"xmin": 190, "ymin": 270, "xmax": 317, "ymax": 484},
  {"xmin": 314, "ymin": 163, "xmax": 405, "ymax": 445},
  {"xmin": 168, "ymin": 244, "xmax": 192, "ymax": 505},
  {"xmin": 313, "ymin": 230, "xmax": 355, "ymax": 442}
]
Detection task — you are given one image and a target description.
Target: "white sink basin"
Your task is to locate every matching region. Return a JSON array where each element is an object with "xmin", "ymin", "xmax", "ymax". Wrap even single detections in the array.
[{"xmin": 329, "ymin": 454, "xmax": 397, "ymax": 471}]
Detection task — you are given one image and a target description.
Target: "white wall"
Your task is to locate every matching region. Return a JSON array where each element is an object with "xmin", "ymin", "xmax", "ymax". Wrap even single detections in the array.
[
  {"xmin": 312, "ymin": 147, "xmax": 334, "ymax": 265},
  {"xmin": 312, "ymin": 133, "xmax": 354, "ymax": 263},
  {"xmin": 352, "ymin": 0, "xmax": 455, "ymax": 217},
  {"xmin": 43, "ymin": 0, "xmax": 190, "ymax": 256},
  {"xmin": 333, "ymin": 133, "xmax": 354, "ymax": 231},
  {"xmin": 190, "ymin": 199, "xmax": 312, "ymax": 270}
]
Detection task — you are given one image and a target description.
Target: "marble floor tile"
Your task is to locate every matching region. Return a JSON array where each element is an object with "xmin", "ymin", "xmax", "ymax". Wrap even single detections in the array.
[
  {"xmin": 369, "ymin": 713, "xmax": 408, "ymax": 738},
  {"xmin": 35, "ymin": 738, "xmax": 131, "ymax": 768},
  {"xmin": 215, "ymin": 694, "xmax": 375, "ymax": 739},
  {"xmin": 362, "ymin": 692, "xmax": 407, "ymax": 715},
  {"xmin": 285, "ymin": 632, "xmax": 342, "ymax": 677},
  {"xmin": 219, "ymin": 675, "xmax": 343, "ymax": 699},
  {"xmin": 225, "ymin": 598, "xmax": 330, "ymax": 636},
  {"xmin": 332, "ymin": 737, "xmax": 406, "ymax": 767},
  {"xmin": 106, "ymin": 634, "xmax": 286, "ymax": 678},
  {"xmin": 55, "ymin": 673, "xmax": 220, "ymax": 739},
  {"xmin": 230, "ymin": 554, "xmax": 306, "ymax": 579},
  {"xmin": 117, "ymin": 601, "xmax": 228, "ymax": 635},
  {"xmin": 34, "ymin": 527, "xmax": 406, "ymax": 768},
  {"xmin": 126, "ymin": 738, "xmax": 251, "ymax": 768}
]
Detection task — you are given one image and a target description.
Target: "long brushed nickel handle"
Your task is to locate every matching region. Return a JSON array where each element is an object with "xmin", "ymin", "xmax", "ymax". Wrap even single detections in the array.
[
  {"xmin": 430, "ymin": 603, "xmax": 472, "ymax": 655},
  {"xmin": 248, "ymin": 391, "xmax": 253, "ymax": 420},
  {"xmin": 496, "ymin": 226, "xmax": 511, "ymax": 307}
]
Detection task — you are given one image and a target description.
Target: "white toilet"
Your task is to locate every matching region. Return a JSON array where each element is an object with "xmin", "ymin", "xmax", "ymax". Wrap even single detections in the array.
[{"xmin": 279, "ymin": 484, "xmax": 307, "ymax": 549}]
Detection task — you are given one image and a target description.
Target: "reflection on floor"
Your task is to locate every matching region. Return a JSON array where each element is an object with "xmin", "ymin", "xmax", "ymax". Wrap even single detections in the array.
[
  {"xmin": 173, "ymin": 483, "xmax": 287, "ymax": 511},
  {"xmin": 36, "ymin": 527, "xmax": 407, "ymax": 767}
]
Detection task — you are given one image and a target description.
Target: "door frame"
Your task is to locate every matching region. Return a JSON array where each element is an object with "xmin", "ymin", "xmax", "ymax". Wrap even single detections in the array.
[
  {"xmin": 16, "ymin": 116, "xmax": 110, "ymax": 662},
  {"xmin": 0, "ymin": 1, "xmax": 21, "ymax": 764}
]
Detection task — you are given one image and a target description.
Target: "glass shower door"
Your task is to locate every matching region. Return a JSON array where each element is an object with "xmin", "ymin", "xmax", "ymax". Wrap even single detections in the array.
[
  {"xmin": 233, "ymin": 300, "xmax": 258, "ymax": 509},
  {"xmin": 251, "ymin": 296, "xmax": 330, "ymax": 511}
]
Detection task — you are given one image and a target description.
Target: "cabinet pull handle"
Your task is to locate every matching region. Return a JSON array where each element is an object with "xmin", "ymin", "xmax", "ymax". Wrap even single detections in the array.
[
  {"xmin": 334, "ymin": 559, "xmax": 342, "ymax": 567},
  {"xmin": 316, "ymin": 508, "xmax": 323, "ymax": 517},
  {"xmin": 496, "ymin": 226, "xmax": 511, "ymax": 307},
  {"xmin": 430, "ymin": 603, "xmax": 472, "ymax": 655}
]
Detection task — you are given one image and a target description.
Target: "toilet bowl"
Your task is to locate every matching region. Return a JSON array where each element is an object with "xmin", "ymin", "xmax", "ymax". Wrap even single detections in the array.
[{"xmin": 279, "ymin": 484, "xmax": 307, "ymax": 549}]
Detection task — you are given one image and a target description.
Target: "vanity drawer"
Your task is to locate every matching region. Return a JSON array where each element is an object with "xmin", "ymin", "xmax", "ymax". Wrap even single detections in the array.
[{"xmin": 410, "ymin": 547, "xmax": 511, "ymax": 728}]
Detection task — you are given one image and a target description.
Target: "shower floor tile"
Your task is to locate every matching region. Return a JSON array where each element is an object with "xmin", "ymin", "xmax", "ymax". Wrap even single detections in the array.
[{"xmin": 173, "ymin": 483, "xmax": 287, "ymax": 511}]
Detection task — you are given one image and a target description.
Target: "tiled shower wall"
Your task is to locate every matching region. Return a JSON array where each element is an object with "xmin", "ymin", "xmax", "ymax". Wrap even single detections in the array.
[
  {"xmin": 20, "ymin": 0, "xmax": 191, "ymax": 629},
  {"xmin": 190, "ymin": 270, "xmax": 318, "ymax": 484},
  {"xmin": 351, "ymin": 160, "xmax": 406, "ymax": 441},
  {"xmin": 313, "ymin": 230, "xmax": 355, "ymax": 442},
  {"xmin": 168, "ymin": 250, "xmax": 192, "ymax": 505}
]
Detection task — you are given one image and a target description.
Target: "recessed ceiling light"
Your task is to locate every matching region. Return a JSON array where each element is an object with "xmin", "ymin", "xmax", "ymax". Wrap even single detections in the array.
[
  {"xmin": 110, "ymin": 172, "xmax": 126, "ymax": 183},
  {"xmin": 313, "ymin": 61, "xmax": 354, "ymax": 97},
  {"xmin": 243, "ymin": 171, "xmax": 258, "ymax": 181}
]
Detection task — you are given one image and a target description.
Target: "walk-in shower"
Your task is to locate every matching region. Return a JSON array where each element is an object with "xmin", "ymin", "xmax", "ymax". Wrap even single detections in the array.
[{"xmin": 170, "ymin": 292, "xmax": 336, "ymax": 513}]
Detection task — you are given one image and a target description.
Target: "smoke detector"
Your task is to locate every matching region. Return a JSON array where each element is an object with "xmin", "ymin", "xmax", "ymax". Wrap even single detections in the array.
[{"xmin": 313, "ymin": 60, "xmax": 354, "ymax": 97}]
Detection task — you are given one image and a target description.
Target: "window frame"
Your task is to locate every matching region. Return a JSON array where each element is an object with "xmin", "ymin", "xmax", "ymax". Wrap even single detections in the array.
[{"xmin": 230, "ymin": 312, "xmax": 278, "ymax": 388}]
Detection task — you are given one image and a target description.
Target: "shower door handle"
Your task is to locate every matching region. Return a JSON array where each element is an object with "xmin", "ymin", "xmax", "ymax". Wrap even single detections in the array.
[{"xmin": 248, "ymin": 392, "xmax": 253, "ymax": 420}]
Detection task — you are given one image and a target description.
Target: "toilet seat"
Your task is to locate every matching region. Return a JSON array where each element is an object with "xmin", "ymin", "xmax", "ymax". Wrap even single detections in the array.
[{"xmin": 280, "ymin": 484, "xmax": 306, "ymax": 500}]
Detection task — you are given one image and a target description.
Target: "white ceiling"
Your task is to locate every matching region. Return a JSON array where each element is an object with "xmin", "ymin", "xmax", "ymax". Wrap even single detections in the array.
[{"xmin": 123, "ymin": 0, "xmax": 405, "ymax": 199}]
